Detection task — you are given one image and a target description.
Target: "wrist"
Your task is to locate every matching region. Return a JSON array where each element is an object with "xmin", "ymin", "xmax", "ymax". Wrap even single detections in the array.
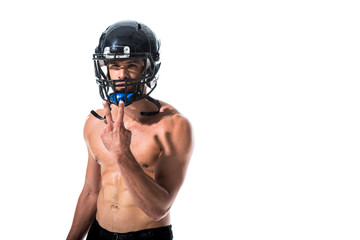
[{"xmin": 115, "ymin": 147, "xmax": 134, "ymax": 163}]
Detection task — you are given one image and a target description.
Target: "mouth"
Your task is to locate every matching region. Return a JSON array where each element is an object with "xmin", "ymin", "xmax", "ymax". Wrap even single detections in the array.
[
  {"xmin": 115, "ymin": 85, "xmax": 126, "ymax": 90},
  {"xmin": 113, "ymin": 80, "xmax": 138, "ymax": 90}
]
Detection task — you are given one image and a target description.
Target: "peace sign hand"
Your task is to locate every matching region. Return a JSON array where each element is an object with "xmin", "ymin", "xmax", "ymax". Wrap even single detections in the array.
[{"xmin": 100, "ymin": 101, "xmax": 132, "ymax": 159}]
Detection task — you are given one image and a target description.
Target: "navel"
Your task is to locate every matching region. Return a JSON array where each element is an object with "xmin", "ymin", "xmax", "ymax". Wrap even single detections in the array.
[{"xmin": 111, "ymin": 204, "xmax": 119, "ymax": 210}]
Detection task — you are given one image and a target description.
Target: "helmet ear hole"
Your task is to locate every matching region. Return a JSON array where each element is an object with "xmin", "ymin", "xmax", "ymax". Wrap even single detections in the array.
[
  {"xmin": 145, "ymin": 59, "xmax": 151, "ymax": 70},
  {"xmin": 154, "ymin": 62, "xmax": 161, "ymax": 76}
]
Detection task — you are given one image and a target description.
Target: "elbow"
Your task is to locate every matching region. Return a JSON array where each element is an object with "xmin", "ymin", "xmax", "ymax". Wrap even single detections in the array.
[
  {"xmin": 147, "ymin": 189, "xmax": 174, "ymax": 222},
  {"xmin": 150, "ymin": 214, "xmax": 165, "ymax": 222},
  {"xmin": 149, "ymin": 207, "xmax": 170, "ymax": 222},
  {"xmin": 80, "ymin": 186, "xmax": 100, "ymax": 202}
]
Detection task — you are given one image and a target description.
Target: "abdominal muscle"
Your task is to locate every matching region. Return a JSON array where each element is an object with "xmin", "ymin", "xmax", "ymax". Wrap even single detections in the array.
[{"xmin": 95, "ymin": 166, "xmax": 170, "ymax": 233}]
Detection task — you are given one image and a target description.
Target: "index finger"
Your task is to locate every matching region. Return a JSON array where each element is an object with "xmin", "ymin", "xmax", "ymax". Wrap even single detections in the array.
[{"xmin": 114, "ymin": 101, "xmax": 125, "ymax": 129}]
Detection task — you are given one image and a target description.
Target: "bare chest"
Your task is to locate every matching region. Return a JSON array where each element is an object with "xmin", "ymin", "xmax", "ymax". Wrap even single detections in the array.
[{"xmin": 89, "ymin": 123, "xmax": 162, "ymax": 173}]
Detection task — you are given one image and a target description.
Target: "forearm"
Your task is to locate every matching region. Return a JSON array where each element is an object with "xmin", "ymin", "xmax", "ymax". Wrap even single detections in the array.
[
  {"xmin": 117, "ymin": 151, "xmax": 171, "ymax": 221},
  {"xmin": 67, "ymin": 190, "xmax": 98, "ymax": 240}
]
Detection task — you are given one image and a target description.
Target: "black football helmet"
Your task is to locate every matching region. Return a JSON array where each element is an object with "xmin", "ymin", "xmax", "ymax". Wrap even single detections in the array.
[{"xmin": 91, "ymin": 20, "xmax": 162, "ymax": 118}]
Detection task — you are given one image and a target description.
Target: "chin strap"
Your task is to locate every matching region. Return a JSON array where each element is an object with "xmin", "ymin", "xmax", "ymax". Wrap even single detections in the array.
[
  {"xmin": 90, "ymin": 96, "xmax": 162, "ymax": 120},
  {"xmin": 90, "ymin": 109, "xmax": 106, "ymax": 120},
  {"xmin": 141, "ymin": 96, "xmax": 162, "ymax": 116}
]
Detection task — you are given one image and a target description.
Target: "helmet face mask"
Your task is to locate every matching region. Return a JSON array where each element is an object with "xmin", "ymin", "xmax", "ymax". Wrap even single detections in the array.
[{"xmin": 93, "ymin": 21, "xmax": 160, "ymax": 107}]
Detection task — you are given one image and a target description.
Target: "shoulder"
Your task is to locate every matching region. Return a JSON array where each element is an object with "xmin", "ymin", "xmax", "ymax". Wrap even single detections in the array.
[
  {"xmin": 83, "ymin": 109, "xmax": 105, "ymax": 141},
  {"xmin": 157, "ymin": 101, "xmax": 193, "ymax": 155},
  {"xmin": 158, "ymin": 101, "xmax": 192, "ymax": 131}
]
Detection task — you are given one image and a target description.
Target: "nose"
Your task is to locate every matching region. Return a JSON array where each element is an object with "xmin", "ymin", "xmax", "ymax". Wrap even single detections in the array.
[{"xmin": 118, "ymin": 68, "xmax": 128, "ymax": 80}]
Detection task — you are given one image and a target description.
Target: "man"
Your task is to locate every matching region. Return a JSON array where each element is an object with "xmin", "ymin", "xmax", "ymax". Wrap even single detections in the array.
[{"xmin": 67, "ymin": 20, "xmax": 193, "ymax": 240}]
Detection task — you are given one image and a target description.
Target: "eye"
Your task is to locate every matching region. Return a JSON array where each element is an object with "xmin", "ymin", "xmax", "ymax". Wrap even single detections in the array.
[
  {"xmin": 109, "ymin": 64, "xmax": 120, "ymax": 69},
  {"xmin": 128, "ymin": 64, "xmax": 138, "ymax": 69}
]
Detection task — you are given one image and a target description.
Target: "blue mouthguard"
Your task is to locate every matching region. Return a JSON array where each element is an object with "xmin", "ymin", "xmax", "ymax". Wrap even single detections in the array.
[{"xmin": 109, "ymin": 92, "xmax": 135, "ymax": 104}]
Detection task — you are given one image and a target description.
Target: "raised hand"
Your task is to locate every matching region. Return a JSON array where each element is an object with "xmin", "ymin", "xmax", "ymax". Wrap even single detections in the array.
[{"xmin": 100, "ymin": 101, "xmax": 132, "ymax": 159}]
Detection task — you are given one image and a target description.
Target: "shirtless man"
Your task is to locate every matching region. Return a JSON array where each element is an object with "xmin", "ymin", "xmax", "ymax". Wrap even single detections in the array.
[{"xmin": 67, "ymin": 20, "xmax": 193, "ymax": 240}]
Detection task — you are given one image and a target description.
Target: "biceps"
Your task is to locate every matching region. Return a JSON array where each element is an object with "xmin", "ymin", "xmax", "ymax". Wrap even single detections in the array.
[
  {"xmin": 154, "ymin": 154, "xmax": 190, "ymax": 198},
  {"xmin": 155, "ymin": 117, "xmax": 193, "ymax": 196}
]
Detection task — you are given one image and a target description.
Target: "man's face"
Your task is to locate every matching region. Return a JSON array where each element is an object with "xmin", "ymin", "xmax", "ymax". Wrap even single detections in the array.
[{"xmin": 108, "ymin": 59, "xmax": 144, "ymax": 92}]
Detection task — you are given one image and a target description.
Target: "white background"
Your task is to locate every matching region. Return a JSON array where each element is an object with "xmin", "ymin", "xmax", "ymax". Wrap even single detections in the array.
[{"xmin": 0, "ymin": 0, "xmax": 359, "ymax": 239}]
